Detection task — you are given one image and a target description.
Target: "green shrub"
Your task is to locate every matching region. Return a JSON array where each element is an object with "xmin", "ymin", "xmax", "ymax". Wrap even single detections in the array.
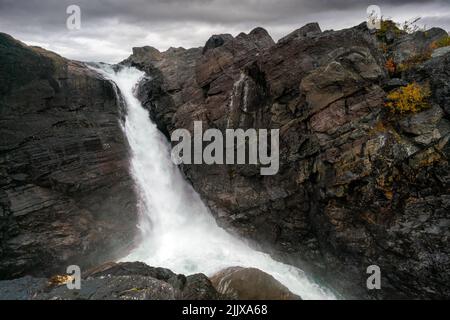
[{"xmin": 377, "ymin": 20, "xmax": 402, "ymax": 42}]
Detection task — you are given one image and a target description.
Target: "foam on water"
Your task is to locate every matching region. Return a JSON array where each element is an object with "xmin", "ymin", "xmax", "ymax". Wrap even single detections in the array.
[{"xmin": 93, "ymin": 65, "xmax": 337, "ymax": 300}]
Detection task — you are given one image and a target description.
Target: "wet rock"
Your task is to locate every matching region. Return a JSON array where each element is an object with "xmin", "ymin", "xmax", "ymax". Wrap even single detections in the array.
[
  {"xmin": 210, "ymin": 267, "xmax": 300, "ymax": 300},
  {"xmin": 181, "ymin": 274, "xmax": 222, "ymax": 300},
  {"xmin": 37, "ymin": 275, "xmax": 177, "ymax": 300},
  {"xmin": 0, "ymin": 262, "xmax": 222, "ymax": 300},
  {"xmin": 83, "ymin": 262, "xmax": 221, "ymax": 300},
  {"xmin": 83, "ymin": 261, "xmax": 179, "ymax": 283}
]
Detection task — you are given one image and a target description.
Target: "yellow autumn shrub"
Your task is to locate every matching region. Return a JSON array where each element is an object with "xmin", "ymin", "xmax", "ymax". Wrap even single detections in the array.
[{"xmin": 385, "ymin": 83, "xmax": 431, "ymax": 113}]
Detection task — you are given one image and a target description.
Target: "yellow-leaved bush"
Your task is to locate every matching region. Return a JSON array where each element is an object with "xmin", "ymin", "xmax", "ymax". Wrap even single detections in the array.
[{"xmin": 385, "ymin": 83, "xmax": 431, "ymax": 113}]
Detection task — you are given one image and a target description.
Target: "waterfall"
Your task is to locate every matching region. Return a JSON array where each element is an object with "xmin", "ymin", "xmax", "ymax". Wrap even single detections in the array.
[{"xmin": 92, "ymin": 64, "xmax": 336, "ymax": 300}]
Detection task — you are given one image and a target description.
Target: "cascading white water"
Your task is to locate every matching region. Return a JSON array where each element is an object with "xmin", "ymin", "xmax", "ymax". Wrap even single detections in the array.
[{"xmin": 93, "ymin": 65, "xmax": 336, "ymax": 300}]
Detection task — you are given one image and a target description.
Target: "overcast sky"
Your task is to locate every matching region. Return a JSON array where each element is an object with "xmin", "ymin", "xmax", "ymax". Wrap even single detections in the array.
[{"xmin": 0, "ymin": 0, "xmax": 449, "ymax": 63}]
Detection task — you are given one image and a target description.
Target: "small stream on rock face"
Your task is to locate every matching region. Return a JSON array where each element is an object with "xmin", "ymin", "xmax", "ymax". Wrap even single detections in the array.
[{"xmin": 93, "ymin": 65, "xmax": 336, "ymax": 300}]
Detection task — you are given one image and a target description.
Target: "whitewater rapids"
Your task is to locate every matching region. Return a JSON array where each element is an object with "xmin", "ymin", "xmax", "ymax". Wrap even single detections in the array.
[{"xmin": 93, "ymin": 64, "xmax": 336, "ymax": 300}]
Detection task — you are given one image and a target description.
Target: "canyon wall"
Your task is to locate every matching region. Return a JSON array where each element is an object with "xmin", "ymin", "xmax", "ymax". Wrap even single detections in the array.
[
  {"xmin": 0, "ymin": 33, "xmax": 138, "ymax": 279},
  {"xmin": 124, "ymin": 23, "xmax": 450, "ymax": 299}
]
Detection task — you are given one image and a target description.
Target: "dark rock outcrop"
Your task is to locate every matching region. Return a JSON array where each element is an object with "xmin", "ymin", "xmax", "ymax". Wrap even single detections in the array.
[
  {"xmin": 126, "ymin": 24, "xmax": 450, "ymax": 299},
  {"xmin": 0, "ymin": 262, "xmax": 223, "ymax": 300},
  {"xmin": 390, "ymin": 28, "xmax": 447, "ymax": 64},
  {"xmin": 277, "ymin": 22, "xmax": 322, "ymax": 44},
  {"xmin": 210, "ymin": 267, "xmax": 300, "ymax": 300},
  {"xmin": 0, "ymin": 33, "xmax": 138, "ymax": 279},
  {"xmin": 0, "ymin": 276, "xmax": 48, "ymax": 300},
  {"xmin": 82, "ymin": 261, "xmax": 221, "ymax": 299}
]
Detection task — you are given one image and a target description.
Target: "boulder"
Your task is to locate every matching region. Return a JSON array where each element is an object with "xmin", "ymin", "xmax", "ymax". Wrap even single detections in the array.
[
  {"xmin": 278, "ymin": 22, "xmax": 322, "ymax": 44},
  {"xmin": 83, "ymin": 262, "xmax": 221, "ymax": 300},
  {"xmin": 210, "ymin": 267, "xmax": 300, "ymax": 300},
  {"xmin": 203, "ymin": 34, "xmax": 234, "ymax": 54},
  {"xmin": 37, "ymin": 275, "xmax": 177, "ymax": 300},
  {"xmin": 0, "ymin": 262, "xmax": 223, "ymax": 300}
]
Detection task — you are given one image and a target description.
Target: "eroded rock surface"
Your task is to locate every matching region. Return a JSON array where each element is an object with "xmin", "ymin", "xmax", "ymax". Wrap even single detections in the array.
[
  {"xmin": 0, "ymin": 33, "xmax": 138, "ymax": 279},
  {"xmin": 124, "ymin": 23, "xmax": 450, "ymax": 299}
]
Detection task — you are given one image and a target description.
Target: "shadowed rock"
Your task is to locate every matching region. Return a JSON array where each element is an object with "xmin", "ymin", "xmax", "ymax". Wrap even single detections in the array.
[
  {"xmin": 0, "ymin": 33, "xmax": 138, "ymax": 280},
  {"xmin": 0, "ymin": 262, "xmax": 223, "ymax": 300}
]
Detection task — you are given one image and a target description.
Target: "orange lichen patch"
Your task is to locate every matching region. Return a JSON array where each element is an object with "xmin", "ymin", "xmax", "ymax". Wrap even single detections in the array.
[
  {"xmin": 385, "ymin": 58, "xmax": 396, "ymax": 75},
  {"xmin": 370, "ymin": 121, "xmax": 387, "ymax": 135},
  {"xmin": 384, "ymin": 190, "xmax": 394, "ymax": 200},
  {"xmin": 385, "ymin": 83, "xmax": 431, "ymax": 114},
  {"xmin": 48, "ymin": 274, "xmax": 74, "ymax": 286},
  {"xmin": 376, "ymin": 173, "xmax": 395, "ymax": 201}
]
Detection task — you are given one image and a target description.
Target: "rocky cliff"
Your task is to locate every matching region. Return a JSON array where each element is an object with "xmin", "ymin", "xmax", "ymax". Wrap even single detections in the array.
[
  {"xmin": 0, "ymin": 33, "xmax": 138, "ymax": 279},
  {"xmin": 124, "ymin": 23, "xmax": 450, "ymax": 299}
]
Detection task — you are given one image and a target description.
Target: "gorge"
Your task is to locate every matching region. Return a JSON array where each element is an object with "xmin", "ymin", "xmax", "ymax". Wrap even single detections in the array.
[
  {"xmin": 92, "ymin": 64, "xmax": 333, "ymax": 299},
  {"xmin": 0, "ymin": 19, "xmax": 449, "ymax": 300}
]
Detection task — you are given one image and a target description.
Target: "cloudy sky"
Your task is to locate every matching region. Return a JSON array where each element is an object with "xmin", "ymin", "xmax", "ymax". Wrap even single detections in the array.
[{"xmin": 0, "ymin": 0, "xmax": 449, "ymax": 63}]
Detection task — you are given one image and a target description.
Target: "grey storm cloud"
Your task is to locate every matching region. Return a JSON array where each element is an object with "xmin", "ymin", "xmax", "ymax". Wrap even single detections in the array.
[{"xmin": 0, "ymin": 0, "xmax": 449, "ymax": 63}]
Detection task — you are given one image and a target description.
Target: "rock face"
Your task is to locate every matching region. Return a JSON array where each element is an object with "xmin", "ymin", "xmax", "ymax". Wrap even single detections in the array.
[
  {"xmin": 125, "ymin": 24, "xmax": 450, "ymax": 299},
  {"xmin": 389, "ymin": 28, "xmax": 447, "ymax": 64},
  {"xmin": 0, "ymin": 33, "xmax": 138, "ymax": 279},
  {"xmin": 210, "ymin": 267, "xmax": 300, "ymax": 300},
  {"xmin": 0, "ymin": 262, "xmax": 222, "ymax": 300}
]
